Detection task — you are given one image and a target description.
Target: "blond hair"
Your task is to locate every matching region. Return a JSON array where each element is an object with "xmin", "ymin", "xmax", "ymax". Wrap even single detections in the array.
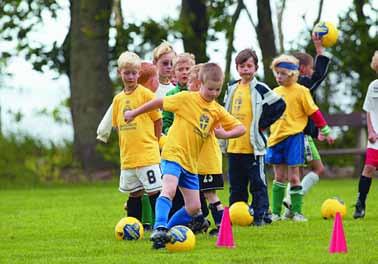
[
  {"xmin": 371, "ymin": 51, "xmax": 378, "ymax": 72},
  {"xmin": 173, "ymin": 52, "xmax": 196, "ymax": 70},
  {"xmin": 189, "ymin": 63, "xmax": 204, "ymax": 81},
  {"xmin": 271, "ymin": 54, "xmax": 300, "ymax": 83},
  {"xmin": 152, "ymin": 41, "xmax": 175, "ymax": 63},
  {"xmin": 117, "ymin": 51, "xmax": 141, "ymax": 69},
  {"xmin": 199, "ymin": 63, "xmax": 224, "ymax": 84}
]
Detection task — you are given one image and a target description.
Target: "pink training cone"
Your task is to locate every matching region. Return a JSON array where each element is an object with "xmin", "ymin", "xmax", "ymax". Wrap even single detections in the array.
[
  {"xmin": 216, "ymin": 206, "xmax": 235, "ymax": 248},
  {"xmin": 329, "ymin": 212, "xmax": 347, "ymax": 253}
]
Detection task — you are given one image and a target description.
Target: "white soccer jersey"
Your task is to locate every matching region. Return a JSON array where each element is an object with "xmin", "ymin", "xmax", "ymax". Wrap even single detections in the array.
[
  {"xmin": 363, "ymin": 79, "xmax": 378, "ymax": 150},
  {"xmin": 155, "ymin": 82, "xmax": 175, "ymax": 99}
]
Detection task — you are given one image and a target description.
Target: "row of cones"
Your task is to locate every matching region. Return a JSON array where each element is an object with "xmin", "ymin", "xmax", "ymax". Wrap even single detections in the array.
[{"xmin": 216, "ymin": 207, "xmax": 347, "ymax": 253}]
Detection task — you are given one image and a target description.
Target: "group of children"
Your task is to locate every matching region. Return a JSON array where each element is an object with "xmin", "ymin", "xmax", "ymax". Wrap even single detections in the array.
[{"xmin": 97, "ymin": 37, "xmax": 378, "ymax": 249}]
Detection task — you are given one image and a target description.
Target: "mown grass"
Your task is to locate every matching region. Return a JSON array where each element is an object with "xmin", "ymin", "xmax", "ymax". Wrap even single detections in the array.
[{"xmin": 1, "ymin": 179, "xmax": 377, "ymax": 264}]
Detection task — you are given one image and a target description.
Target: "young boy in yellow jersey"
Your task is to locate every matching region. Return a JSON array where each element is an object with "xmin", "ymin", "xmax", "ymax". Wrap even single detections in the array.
[
  {"xmin": 267, "ymin": 54, "xmax": 334, "ymax": 222},
  {"xmin": 187, "ymin": 63, "xmax": 224, "ymax": 236},
  {"xmin": 124, "ymin": 62, "xmax": 246, "ymax": 249},
  {"xmin": 222, "ymin": 49, "xmax": 286, "ymax": 226},
  {"xmin": 112, "ymin": 52, "xmax": 163, "ymax": 223}
]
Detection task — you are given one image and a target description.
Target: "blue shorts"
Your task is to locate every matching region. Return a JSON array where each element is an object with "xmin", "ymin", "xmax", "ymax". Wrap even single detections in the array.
[
  {"xmin": 265, "ymin": 133, "xmax": 305, "ymax": 166},
  {"xmin": 161, "ymin": 160, "xmax": 199, "ymax": 190}
]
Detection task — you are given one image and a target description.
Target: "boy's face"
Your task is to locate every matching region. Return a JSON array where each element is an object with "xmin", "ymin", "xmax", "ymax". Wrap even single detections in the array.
[
  {"xmin": 174, "ymin": 61, "xmax": 192, "ymax": 86},
  {"xmin": 236, "ymin": 57, "xmax": 256, "ymax": 81},
  {"xmin": 274, "ymin": 67, "xmax": 292, "ymax": 86},
  {"xmin": 200, "ymin": 80, "xmax": 222, "ymax": 102},
  {"xmin": 300, "ymin": 63, "xmax": 314, "ymax": 77},
  {"xmin": 156, "ymin": 52, "xmax": 174, "ymax": 79},
  {"xmin": 188, "ymin": 73, "xmax": 201, "ymax": 91},
  {"xmin": 118, "ymin": 66, "xmax": 140, "ymax": 90}
]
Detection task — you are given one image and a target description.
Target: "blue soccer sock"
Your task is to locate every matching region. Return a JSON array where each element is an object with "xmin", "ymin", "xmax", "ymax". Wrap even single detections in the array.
[
  {"xmin": 167, "ymin": 207, "xmax": 193, "ymax": 229},
  {"xmin": 153, "ymin": 196, "xmax": 172, "ymax": 229}
]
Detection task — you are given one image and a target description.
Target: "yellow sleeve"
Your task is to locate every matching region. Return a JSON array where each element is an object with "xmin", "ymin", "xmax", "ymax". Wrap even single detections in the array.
[
  {"xmin": 302, "ymin": 88, "xmax": 319, "ymax": 116},
  {"xmin": 162, "ymin": 91, "xmax": 188, "ymax": 113},
  {"xmin": 145, "ymin": 89, "xmax": 162, "ymax": 122},
  {"xmin": 217, "ymin": 106, "xmax": 242, "ymax": 130},
  {"xmin": 111, "ymin": 97, "xmax": 118, "ymax": 128}
]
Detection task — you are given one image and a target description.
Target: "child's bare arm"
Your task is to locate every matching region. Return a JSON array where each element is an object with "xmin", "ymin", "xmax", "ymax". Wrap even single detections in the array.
[
  {"xmin": 214, "ymin": 125, "xmax": 246, "ymax": 139},
  {"xmin": 367, "ymin": 112, "xmax": 377, "ymax": 143},
  {"xmin": 154, "ymin": 119, "xmax": 162, "ymax": 140},
  {"xmin": 124, "ymin": 98, "xmax": 163, "ymax": 122}
]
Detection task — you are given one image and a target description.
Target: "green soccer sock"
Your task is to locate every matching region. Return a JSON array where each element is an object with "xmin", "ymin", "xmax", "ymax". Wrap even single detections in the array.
[
  {"xmin": 290, "ymin": 186, "xmax": 303, "ymax": 214},
  {"xmin": 141, "ymin": 193, "xmax": 153, "ymax": 226},
  {"xmin": 272, "ymin": 181, "xmax": 287, "ymax": 215}
]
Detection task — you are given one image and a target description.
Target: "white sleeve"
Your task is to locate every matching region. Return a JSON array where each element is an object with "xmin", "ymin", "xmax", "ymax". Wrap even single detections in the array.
[
  {"xmin": 96, "ymin": 104, "xmax": 113, "ymax": 143},
  {"xmin": 363, "ymin": 82, "xmax": 374, "ymax": 112}
]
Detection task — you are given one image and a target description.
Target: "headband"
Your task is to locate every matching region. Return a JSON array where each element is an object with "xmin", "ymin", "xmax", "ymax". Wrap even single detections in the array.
[{"xmin": 276, "ymin": 62, "xmax": 299, "ymax": 70}]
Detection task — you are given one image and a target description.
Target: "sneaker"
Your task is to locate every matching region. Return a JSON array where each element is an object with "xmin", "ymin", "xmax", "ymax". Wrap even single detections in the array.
[
  {"xmin": 292, "ymin": 212, "xmax": 308, "ymax": 222},
  {"xmin": 262, "ymin": 211, "xmax": 272, "ymax": 224},
  {"xmin": 190, "ymin": 218, "xmax": 210, "ymax": 234},
  {"xmin": 353, "ymin": 200, "xmax": 365, "ymax": 219},
  {"xmin": 208, "ymin": 227, "xmax": 219, "ymax": 237},
  {"xmin": 271, "ymin": 214, "xmax": 281, "ymax": 222},
  {"xmin": 282, "ymin": 207, "xmax": 294, "ymax": 220},
  {"xmin": 150, "ymin": 227, "xmax": 171, "ymax": 249}
]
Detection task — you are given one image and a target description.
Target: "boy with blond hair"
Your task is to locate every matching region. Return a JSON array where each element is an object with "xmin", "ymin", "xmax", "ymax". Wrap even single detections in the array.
[
  {"xmin": 267, "ymin": 54, "xmax": 334, "ymax": 222},
  {"xmin": 111, "ymin": 51, "xmax": 162, "ymax": 223},
  {"xmin": 163, "ymin": 52, "xmax": 195, "ymax": 134},
  {"xmin": 353, "ymin": 50, "xmax": 378, "ymax": 219},
  {"xmin": 124, "ymin": 62, "xmax": 246, "ymax": 249}
]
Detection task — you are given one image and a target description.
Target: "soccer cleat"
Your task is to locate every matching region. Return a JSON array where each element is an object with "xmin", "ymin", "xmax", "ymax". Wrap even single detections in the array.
[
  {"xmin": 282, "ymin": 208, "xmax": 294, "ymax": 220},
  {"xmin": 271, "ymin": 214, "xmax": 281, "ymax": 222},
  {"xmin": 292, "ymin": 212, "xmax": 308, "ymax": 222},
  {"xmin": 150, "ymin": 227, "xmax": 171, "ymax": 249},
  {"xmin": 208, "ymin": 227, "xmax": 219, "ymax": 237},
  {"xmin": 263, "ymin": 211, "xmax": 272, "ymax": 224},
  {"xmin": 353, "ymin": 200, "xmax": 365, "ymax": 219},
  {"xmin": 190, "ymin": 218, "xmax": 210, "ymax": 234}
]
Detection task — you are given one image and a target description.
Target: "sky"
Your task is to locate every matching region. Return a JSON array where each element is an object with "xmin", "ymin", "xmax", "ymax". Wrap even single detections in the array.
[{"xmin": 0, "ymin": 0, "xmax": 357, "ymax": 144}]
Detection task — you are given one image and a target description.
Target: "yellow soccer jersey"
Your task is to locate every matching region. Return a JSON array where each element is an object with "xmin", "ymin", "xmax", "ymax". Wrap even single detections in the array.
[
  {"xmin": 198, "ymin": 133, "xmax": 222, "ymax": 175},
  {"xmin": 268, "ymin": 83, "xmax": 318, "ymax": 147},
  {"xmin": 162, "ymin": 91, "xmax": 241, "ymax": 174},
  {"xmin": 112, "ymin": 85, "xmax": 162, "ymax": 169},
  {"xmin": 227, "ymin": 83, "xmax": 254, "ymax": 154}
]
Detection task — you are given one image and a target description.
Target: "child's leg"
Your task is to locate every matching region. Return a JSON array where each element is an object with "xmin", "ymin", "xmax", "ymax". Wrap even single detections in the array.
[
  {"xmin": 354, "ymin": 164, "xmax": 375, "ymax": 218},
  {"xmin": 168, "ymin": 188, "xmax": 185, "ymax": 218},
  {"xmin": 271, "ymin": 164, "xmax": 287, "ymax": 216},
  {"xmin": 288, "ymin": 166, "xmax": 303, "ymax": 214},
  {"xmin": 248, "ymin": 155, "xmax": 269, "ymax": 223},
  {"xmin": 141, "ymin": 193, "xmax": 153, "ymax": 228},
  {"xmin": 301, "ymin": 137, "xmax": 323, "ymax": 195},
  {"xmin": 154, "ymin": 174, "xmax": 178, "ymax": 229},
  {"xmin": 204, "ymin": 190, "xmax": 224, "ymax": 228},
  {"xmin": 228, "ymin": 153, "xmax": 249, "ymax": 205},
  {"xmin": 127, "ymin": 190, "xmax": 144, "ymax": 220}
]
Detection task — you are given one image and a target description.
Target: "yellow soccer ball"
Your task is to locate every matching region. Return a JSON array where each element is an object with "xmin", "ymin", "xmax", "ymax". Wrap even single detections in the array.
[
  {"xmin": 166, "ymin": 225, "xmax": 196, "ymax": 252},
  {"xmin": 229, "ymin": 201, "xmax": 254, "ymax": 226},
  {"xmin": 115, "ymin": 217, "xmax": 144, "ymax": 240},
  {"xmin": 321, "ymin": 198, "xmax": 347, "ymax": 219},
  {"xmin": 313, "ymin": 21, "xmax": 339, "ymax": 48}
]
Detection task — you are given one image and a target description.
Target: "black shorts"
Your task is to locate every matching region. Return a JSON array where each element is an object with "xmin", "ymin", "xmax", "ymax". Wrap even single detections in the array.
[{"xmin": 198, "ymin": 174, "xmax": 224, "ymax": 191}]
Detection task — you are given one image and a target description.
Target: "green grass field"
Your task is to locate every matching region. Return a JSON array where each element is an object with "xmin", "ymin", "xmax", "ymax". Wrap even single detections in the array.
[{"xmin": 1, "ymin": 179, "xmax": 377, "ymax": 264}]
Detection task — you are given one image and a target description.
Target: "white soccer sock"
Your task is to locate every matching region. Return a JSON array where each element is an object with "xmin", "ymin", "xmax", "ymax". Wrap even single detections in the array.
[{"xmin": 301, "ymin": 171, "xmax": 319, "ymax": 195}]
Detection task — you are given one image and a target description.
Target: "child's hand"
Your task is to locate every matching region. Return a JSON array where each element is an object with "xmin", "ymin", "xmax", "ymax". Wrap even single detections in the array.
[
  {"xmin": 325, "ymin": 134, "xmax": 335, "ymax": 144},
  {"xmin": 368, "ymin": 131, "xmax": 378, "ymax": 143},
  {"xmin": 214, "ymin": 127, "xmax": 229, "ymax": 139},
  {"xmin": 124, "ymin": 110, "xmax": 135, "ymax": 123},
  {"xmin": 317, "ymin": 132, "xmax": 325, "ymax": 142},
  {"xmin": 312, "ymin": 32, "xmax": 324, "ymax": 55}
]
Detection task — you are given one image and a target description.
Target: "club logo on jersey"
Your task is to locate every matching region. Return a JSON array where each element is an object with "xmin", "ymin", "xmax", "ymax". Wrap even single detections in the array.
[
  {"xmin": 233, "ymin": 96, "xmax": 242, "ymax": 112},
  {"xmin": 199, "ymin": 114, "xmax": 209, "ymax": 131}
]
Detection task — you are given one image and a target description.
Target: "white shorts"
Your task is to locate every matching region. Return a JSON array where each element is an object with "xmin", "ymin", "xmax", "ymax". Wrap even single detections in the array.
[{"xmin": 119, "ymin": 164, "xmax": 162, "ymax": 193}]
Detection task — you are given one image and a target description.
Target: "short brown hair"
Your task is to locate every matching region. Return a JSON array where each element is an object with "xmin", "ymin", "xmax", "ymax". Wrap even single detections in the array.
[
  {"xmin": 235, "ymin": 48, "xmax": 258, "ymax": 69},
  {"xmin": 138, "ymin": 62, "xmax": 157, "ymax": 86},
  {"xmin": 199, "ymin": 62, "xmax": 224, "ymax": 84},
  {"xmin": 292, "ymin": 52, "xmax": 314, "ymax": 67}
]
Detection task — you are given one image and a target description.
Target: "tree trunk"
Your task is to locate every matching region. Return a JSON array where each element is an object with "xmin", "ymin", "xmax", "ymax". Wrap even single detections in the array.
[
  {"xmin": 179, "ymin": 0, "xmax": 209, "ymax": 62},
  {"xmin": 70, "ymin": 0, "xmax": 113, "ymax": 174},
  {"xmin": 256, "ymin": 0, "xmax": 277, "ymax": 87}
]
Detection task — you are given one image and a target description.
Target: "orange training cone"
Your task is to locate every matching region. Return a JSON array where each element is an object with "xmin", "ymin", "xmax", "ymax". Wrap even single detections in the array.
[
  {"xmin": 329, "ymin": 212, "xmax": 347, "ymax": 253},
  {"xmin": 216, "ymin": 206, "xmax": 235, "ymax": 248}
]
